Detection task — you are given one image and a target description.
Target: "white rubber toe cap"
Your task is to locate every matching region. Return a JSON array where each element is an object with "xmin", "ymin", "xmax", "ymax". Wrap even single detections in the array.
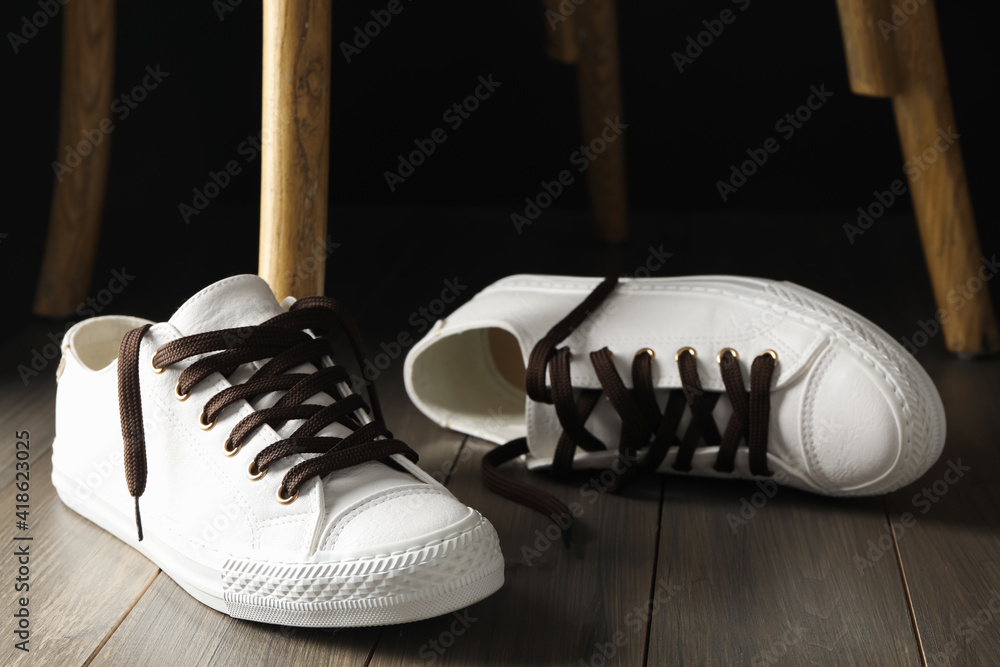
[
  {"xmin": 801, "ymin": 341, "xmax": 906, "ymax": 493},
  {"xmin": 323, "ymin": 487, "xmax": 480, "ymax": 556}
]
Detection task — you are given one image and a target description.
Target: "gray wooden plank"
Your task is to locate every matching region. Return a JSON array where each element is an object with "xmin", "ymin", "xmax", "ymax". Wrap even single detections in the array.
[
  {"xmin": 0, "ymin": 451, "xmax": 160, "ymax": 666},
  {"xmin": 378, "ymin": 361, "xmax": 468, "ymax": 483},
  {"xmin": 646, "ymin": 477, "xmax": 921, "ymax": 665},
  {"xmin": 885, "ymin": 354, "xmax": 1000, "ymax": 666},
  {"xmin": 89, "ymin": 573, "xmax": 380, "ymax": 667},
  {"xmin": 370, "ymin": 436, "xmax": 663, "ymax": 667},
  {"xmin": 0, "ymin": 380, "xmax": 55, "ymax": 489},
  {"xmin": 1, "ymin": 323, "xmax": 61, "ymax": 488}
]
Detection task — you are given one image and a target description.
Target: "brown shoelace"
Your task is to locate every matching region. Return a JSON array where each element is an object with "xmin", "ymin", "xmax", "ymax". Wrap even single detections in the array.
[
  {"xmin": 482, "ymin": 277, "xmax": 777, "ymax": 531},
  {"xmin": 117, "ymin": 295, "xmax": 417, "ymax": 541}
]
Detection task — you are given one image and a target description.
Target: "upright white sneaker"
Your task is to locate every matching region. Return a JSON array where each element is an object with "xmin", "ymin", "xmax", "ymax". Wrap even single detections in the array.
[
  {"xmin": 52, "ymin": 275, "xmax": 504, "ymax": 627},
  {"xmin": 404, "ymin": 275, "xmax": 947, "ymax": 521}
]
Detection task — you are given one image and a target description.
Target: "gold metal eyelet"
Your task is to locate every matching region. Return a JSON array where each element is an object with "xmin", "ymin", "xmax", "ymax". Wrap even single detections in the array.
[
  {"xmin": 636, "ymin": 347, "xmax": 655, "ymax": 360},
  {"xmin": 174, "ymin": 382, "xmax": 189, "ymax": 401},
  {"xmin": 223, "ymin": 438, "xmax": 241, "ymax": 457},
  {"xmin": 247, "ymin": 461, "xmax": 267, "ymax": 481},
  {"xmin": 716, "ymin": 348, "xmax": 739, "ymax": 364},
  {"xmin": 760, "ymin": 349, "xmax": 779, "ymax": 365},
  {"xmin": 276, "ymin": 485, "xmax": 298, "ymax": 505},
  {"xmin": 675, "ymin": 347, "xmax": 697, "ymax": 361},
  {"xmin": 199, "ymin": 411, "xmax": 216, "ymax": 431},
  {"xmin": 150, "ymin": 354, "xmax": 165, "ymax": 374}
]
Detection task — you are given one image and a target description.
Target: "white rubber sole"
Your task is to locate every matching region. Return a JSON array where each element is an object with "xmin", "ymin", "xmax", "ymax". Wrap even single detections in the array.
[{"xmin": 52, "ymin": 466, "xmax": 505, "ymax": 627}]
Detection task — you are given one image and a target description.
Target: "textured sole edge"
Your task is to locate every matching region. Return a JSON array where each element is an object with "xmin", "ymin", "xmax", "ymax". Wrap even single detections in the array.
[
  {"xmin": 762, "ymin": 280, "xmax": 946, "ymax": 496},
  {"xmin": 52, "ymin": 466, "xmax": 505, "ymax": 627},
  {"xmin": 221, "ymin": 518, "xmax": 505, "ymax": 626},
  {"xmin": 225, "ymin": 558, "xmax": 505, "ymax": 627}
]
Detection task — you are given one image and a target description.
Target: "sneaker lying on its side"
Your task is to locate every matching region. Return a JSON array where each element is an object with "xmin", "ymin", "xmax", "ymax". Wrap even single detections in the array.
[
  {"xmin": 52, "ymin": 275, "xmax": 504, "ymax": 627},
  {"xmin": 403, "ymin": 275, "xmax": 947, "ymax": 522}
]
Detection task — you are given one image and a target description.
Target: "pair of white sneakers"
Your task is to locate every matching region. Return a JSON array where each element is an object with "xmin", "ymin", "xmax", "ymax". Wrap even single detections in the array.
[{"xmin": 51, "ymin": 274, "xmax": 945, "ymax": 627}]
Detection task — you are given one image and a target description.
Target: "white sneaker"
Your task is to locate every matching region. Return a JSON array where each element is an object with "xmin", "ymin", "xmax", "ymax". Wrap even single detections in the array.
[
  {"xmin": 404, "ymin": 275, "xmax": 946, "ymax": 520},
  {"xmin": 52, "ymin": 275, "xmax": 504, "ymax": 627}
]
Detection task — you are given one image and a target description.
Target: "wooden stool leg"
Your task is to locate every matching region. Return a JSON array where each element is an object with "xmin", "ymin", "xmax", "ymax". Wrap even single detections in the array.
[
  {"xmin": 576, "ymin": 0, "xmax": 628, "ymax": 243},
  {"xmin": 34, "ymin": 0, "xmax": 116, "ymax": 317},
  {"xmin": 835, "ymin": 0, "xmax": 899, "ymax": 97},
  {"xmin": 542, "ymin": 0, "xmax": 580, "ymax": 64},
  {"xmin": 259, "ymin": 0, "xmax": 331, "ymax": 300},
  {"xmin": 889, "ymin": 1, "xmax": 998, "ymax": 355},
  {"xmin": 836, "ymin": 0, "xmax": 999, "ymax": 355}
]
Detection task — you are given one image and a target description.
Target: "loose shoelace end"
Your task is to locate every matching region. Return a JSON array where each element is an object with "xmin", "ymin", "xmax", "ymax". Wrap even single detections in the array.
[{"xmin": 134, "ymin": 496, "xmax": 144, "ymax": 542}]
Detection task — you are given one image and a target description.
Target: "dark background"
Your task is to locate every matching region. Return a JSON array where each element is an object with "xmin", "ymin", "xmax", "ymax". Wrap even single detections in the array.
[{"xmin": 3, "ymin": 0, "xmax": 998, "ymax": 345}]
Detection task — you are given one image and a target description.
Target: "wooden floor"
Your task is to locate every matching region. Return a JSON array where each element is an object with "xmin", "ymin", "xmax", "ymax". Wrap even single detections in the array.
[{"xmin": 3, "ymin": 265, "xmax": 1000, "ymax": 665}]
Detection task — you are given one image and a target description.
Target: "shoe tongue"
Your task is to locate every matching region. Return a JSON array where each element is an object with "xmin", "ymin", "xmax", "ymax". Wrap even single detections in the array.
[{"xmin": 168, "ymin": 275, "xmax": 284, "ymax": 335}]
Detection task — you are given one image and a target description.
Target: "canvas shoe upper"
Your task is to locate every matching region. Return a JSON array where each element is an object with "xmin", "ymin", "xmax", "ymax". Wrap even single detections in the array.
[
  {"xmin": 403, "ymin": 275, "xmax": 946, "ymax": 521},
  {"xmin": 51, "ymin": 275, "xmax": 503, "ymax": 627}
]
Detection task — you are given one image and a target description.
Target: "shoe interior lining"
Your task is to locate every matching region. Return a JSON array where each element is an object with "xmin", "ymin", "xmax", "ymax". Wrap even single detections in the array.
[
  {"xmin": 410, "ymin": 327, "xmax": 526, "ymax": 442},
  {"xmin": 488, "ymin": 328, "xmax": 526, "ymax": 390},
  {"xmin": 72, "ymin": 317, "xmax": 151, "ymax": 372}
]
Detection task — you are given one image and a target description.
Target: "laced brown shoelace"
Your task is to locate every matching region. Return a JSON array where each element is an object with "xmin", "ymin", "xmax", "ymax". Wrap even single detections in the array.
[
  {"xmin": 117, "ymin": 295, "xmax": 417, "ymax": 541},
  {"xmin": 482, "ymin": 277, "xmax": 777, "ymax": 532}
]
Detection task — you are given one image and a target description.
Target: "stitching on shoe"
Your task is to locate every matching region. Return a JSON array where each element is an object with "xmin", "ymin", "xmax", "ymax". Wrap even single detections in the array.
[
  {"xmin": 769, "ymin": 286, "xmax": 924, "ymax": 404},
  {"xmin": 229, "ymin": 518, "xmax": 489, "ymax": 575},
  {"xmin": 766, "ymin": 290, "xmax": 916, "ymax": 471},
  {"xmin": 257, "ymin": 500, "xmax": 318, "ymax": 527},
  {"xmin": 525, "ymin": 400, "xmax": 540, "ymax": 458},
  {"xmin": 763, "ymin": 282, "xmax": 933, "ymax": 491},
  {"xmin": 488, "ymin": 280, "xmax": 750, "ymax": 293},
  {"xmin": 321, "ymin": 486, "xmax": 453, "ymax": 551},
  {"xmin": 322, "ymin": 487, "xmax": 452, "ymax": 548},
  {"xmin": 761, "ymin": 286, "xmax": 913, "ymax": 413},
  {"xmin": 801, "ymin": 342, "xmax": 837, "ymax": 490}
]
